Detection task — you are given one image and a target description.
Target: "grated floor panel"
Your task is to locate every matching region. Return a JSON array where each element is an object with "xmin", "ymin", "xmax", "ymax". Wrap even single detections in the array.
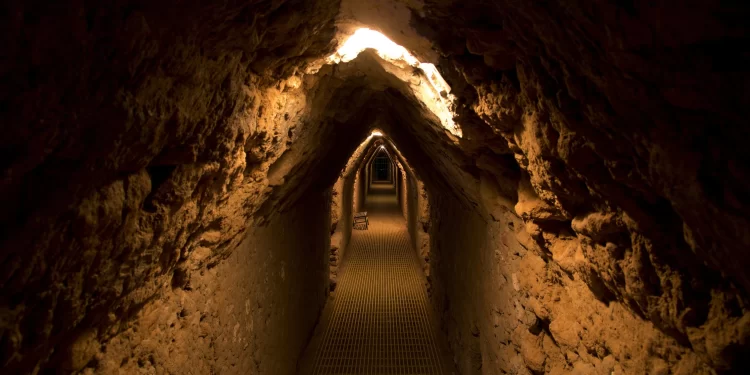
[{"xmin": 302, "ymin": 183, "xmax": 451, "ymax": 375}]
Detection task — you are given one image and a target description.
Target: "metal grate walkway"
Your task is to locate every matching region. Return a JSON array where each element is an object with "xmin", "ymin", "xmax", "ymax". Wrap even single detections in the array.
[{"xmin": 301, "ymin": 183, "xmax": 451, "ymax": 375}]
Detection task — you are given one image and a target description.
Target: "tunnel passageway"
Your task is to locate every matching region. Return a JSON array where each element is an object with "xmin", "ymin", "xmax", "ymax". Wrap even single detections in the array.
[
  {"xmin": 301, "ymin": 182, "xmax": 452, "ymax": 374},
  {"xmin": 4, "ymin": 1, "xmax": 750, "ymax": 373}
]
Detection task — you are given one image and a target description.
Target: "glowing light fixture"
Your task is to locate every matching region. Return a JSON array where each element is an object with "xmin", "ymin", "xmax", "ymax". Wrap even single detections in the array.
[
  {"xmin": 327, "ymin": 28, "xmax": 462, "ymax": 138},
  {"xmin": 371, "ymin": 131, "xmax": 383, "ymax": 137}
]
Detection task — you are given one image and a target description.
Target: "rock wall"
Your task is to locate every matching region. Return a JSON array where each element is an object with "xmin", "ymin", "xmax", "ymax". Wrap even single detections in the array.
[
  {"xmin": 401, "ymin": 0, "xmax": 750, "ymax": 373},
  {"xmin": 430, "ymin": 180, "xmax": 719, "ymax": 374},
  {"xmin": 398, "ymin": 164, "xmax": 408, "ymax": 219},
  {"xmin": 353, "ymin": 171, "xmax": 365, "ymax": 214},
  {"xmin": 91, "ymin": 192, "xmax": 331, "ymax": 374},
  {"xmin": 329, "ymin": 138, "xmax": 379, "ymax": 288},
  {"xmin": 405, "ymin": 167, "xmax": 420, "ymax": 252},
  {"xmin": 2, "ymin": 0, "xmax": 749, "ymax": 373},
  {"xmin": 429, "ymin": 193, "xmax": 492, "ymax": 374},
  {"xmin": 399, "ymin": 160, "xmax": 431, "ymax": 275},
  {"xmin": 0, "ymin": 0, "xmax": 348, "ymax": 371},
  {"xmin": 416, "ymin": 182, "xmax": 432, "ymax": 276}
]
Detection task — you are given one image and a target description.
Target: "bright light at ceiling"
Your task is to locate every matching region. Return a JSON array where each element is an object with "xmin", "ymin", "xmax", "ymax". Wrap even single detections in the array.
[
  {"xmin": 327, "ymin": 28, "xmax": 462, "ymax": 138},
  {"xmin": 379, "ymin": 144, "xmax": 391, "ymax": 159},
  {"xmin": 371, "ymin": 131, "xmax": 383, "ymax": 136},
  {"xmin": 329, "ymin": 28, "xmax": 418, "ymax": 65}
]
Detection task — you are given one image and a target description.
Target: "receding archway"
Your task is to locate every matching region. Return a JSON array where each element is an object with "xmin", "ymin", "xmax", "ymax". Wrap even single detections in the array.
[
  {"xmin": 2, "ymin": 1, "xmax": 748, "ymax": 374},
  {"xmin": 301, "ymin": 128, "xmax": 452, "ymax": 373}
]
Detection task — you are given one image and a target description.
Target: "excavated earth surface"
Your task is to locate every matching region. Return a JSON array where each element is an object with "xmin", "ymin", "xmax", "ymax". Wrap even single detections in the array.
[{"xmin": 1, "ymin": 0, "xmax": 749, "ymax": 374}]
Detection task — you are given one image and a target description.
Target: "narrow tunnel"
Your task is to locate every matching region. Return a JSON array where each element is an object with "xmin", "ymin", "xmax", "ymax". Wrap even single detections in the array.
[
  {"xmin": 2, "ymin": 1, "xmax": 750, "ymax": 374},
  {"xmin": 302, "ymin": 136, "xmax": 453, "ymax": 373}
]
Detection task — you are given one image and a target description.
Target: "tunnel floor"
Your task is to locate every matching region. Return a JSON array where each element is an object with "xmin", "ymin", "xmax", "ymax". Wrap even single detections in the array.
[{"xmin": 300, "ymin": 182, "xmax": 454, "ymax": 374}]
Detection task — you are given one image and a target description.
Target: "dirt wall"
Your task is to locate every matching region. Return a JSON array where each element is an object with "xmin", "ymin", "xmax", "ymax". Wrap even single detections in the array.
[
  {"xmin": 3, "ymin": 0, "xmax": 749, "ymax": 373},
  {"xmin": 405, "ymin": 168, "xmax": 420, "ymax": 260},
  {"xmin": 86, "ymin": 189, "xmax": 332, "ymax": 374},
  {"xmin": 429, "ymin": 185, "xmax": 722, "ymax": 374}
]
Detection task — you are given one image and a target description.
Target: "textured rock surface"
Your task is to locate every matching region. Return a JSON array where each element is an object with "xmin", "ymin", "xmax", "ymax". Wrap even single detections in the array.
[
  {"xmin": 408, "ymin": 1, "xmax": 750, "ymax": 373},
  {"xmin": 93, "ymin": 195, "xmax": 330, "ymax": 374},
  {"xmin": 393, "ymin": 146, "xmax": 432, "ymax": 276},
  {"xmin": 0, "ymin": 0, "xmax": 344, "ymax": 372},
  {"xmin": 406, "ymin": 0, "xmax": 750, "ymax": 373},
  {"xmin": 1, "ymin": 0, "xmax": 749, "ymax": 374}
]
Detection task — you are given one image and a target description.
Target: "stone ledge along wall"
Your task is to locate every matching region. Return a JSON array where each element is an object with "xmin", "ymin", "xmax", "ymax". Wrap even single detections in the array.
[{"xmin": 2, "ymin": 0, "xmax": 750, "ymax": 374}]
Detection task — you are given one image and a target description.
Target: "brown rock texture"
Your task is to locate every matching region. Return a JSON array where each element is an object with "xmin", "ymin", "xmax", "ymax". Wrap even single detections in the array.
[
  {"xmin": 411, "ymin": 0, "xmax": 750, "ymax": 373},
  {"xmin": 1, "ymin": 0, "xmax": 749, "ymax": 374}
]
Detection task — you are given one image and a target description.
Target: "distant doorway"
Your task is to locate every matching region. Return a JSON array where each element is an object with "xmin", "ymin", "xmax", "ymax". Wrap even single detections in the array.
[{"xmin": 373, "ymin": 156, "xmax": 391, "ymax": 181}]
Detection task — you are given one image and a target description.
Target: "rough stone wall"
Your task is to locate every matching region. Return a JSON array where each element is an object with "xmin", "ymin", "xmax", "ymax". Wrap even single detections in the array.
[
  {"xmin": 397, "ymin": 168, "xmax": 405, "ymax": 214},
  {"xmin": 353, "ymin": 172, "xmax": 364, "ymax": 214},
  {"xmin": 399, "ymin": 165, "xmax": 409, "ymax": 219},
  {"xmin": 366, "ymin": 160, "xmax": 373, "ymax": 193},
  {"xmin": 407, "ymin": 0, "xmax": 750, "ymax": 373},
  {"xmin": 329, "ymin": 176, "xmax": 346, "ymax": 288},
  {"xmin": 0, "ymin": 1, "xmax": 348, "ymax": 372},
  {"xmin": 405, "ymin": 167, "xmax": 421, "ymax": 258},
  {"xmin": 430, "ymin": 186, "xmax": 717, "ymax": 374},
  {"xmin": 407, "ymin": 174, "xmax": 432, "ymax": 278},
  {"xmin": 429, "ymin": 193, "xmax": 491, "ymax": 374},
  {"xmin": 385, "ymin": 145, "xmax": 431, "ymax": 276},
  {"xmin": 91, "ymin": 193, "xmax": 331, "ymax": 374},
  {"xmin": 417, "ymin": 183, "xmax": 432, "ymax": 276},
  {"xmin": 329, "ymin": 138, "xmax": 378, "ymax": 288}
]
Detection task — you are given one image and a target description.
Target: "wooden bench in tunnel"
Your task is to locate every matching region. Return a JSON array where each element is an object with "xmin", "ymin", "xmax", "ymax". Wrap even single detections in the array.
[{"xmin": 353, "ymin": 211, "xmax": 369, "ymax": 230}]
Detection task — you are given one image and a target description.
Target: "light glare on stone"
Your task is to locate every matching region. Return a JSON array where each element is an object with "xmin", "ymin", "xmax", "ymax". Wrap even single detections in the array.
[
  {"xmin": 328, "ymin": 28, "xmax": 462, "ymax": 138},
  {"xmin": 330, "ymin": 28, "xmax": 418, "ymax": 65}
]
